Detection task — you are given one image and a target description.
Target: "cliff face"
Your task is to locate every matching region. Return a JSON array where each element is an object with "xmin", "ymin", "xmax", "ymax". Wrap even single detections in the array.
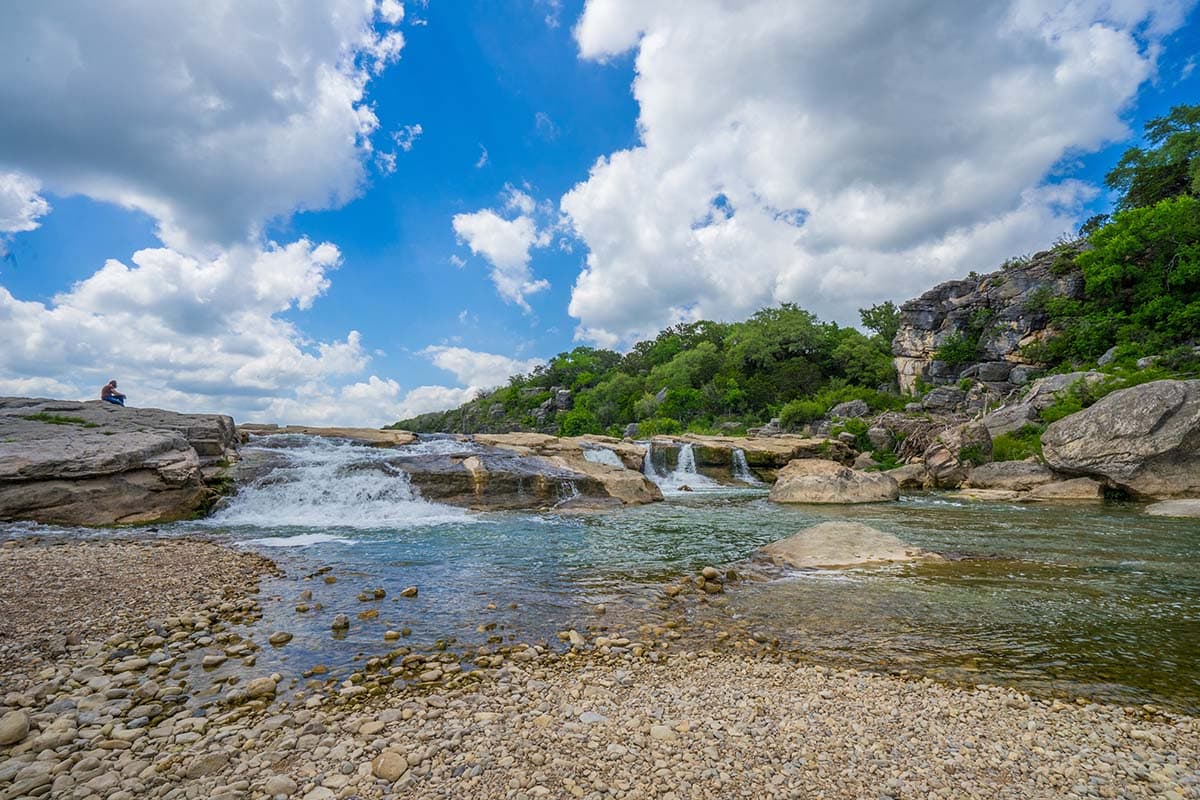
[{"xmin": 891, "ymin": 244, "xmax": 1085, "ymax": 394}]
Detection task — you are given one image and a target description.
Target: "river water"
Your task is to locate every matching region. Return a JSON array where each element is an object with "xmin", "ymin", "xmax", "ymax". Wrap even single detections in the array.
[{"xmin": 7, "ymin": 433, "xmax": 1199, "ymax": 712}]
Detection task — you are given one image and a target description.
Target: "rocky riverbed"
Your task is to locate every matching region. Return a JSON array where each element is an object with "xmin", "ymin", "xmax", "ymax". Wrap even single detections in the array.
[{"xmin": 0, "ymin": 538, "xmax": 1197, "ymax": 800}]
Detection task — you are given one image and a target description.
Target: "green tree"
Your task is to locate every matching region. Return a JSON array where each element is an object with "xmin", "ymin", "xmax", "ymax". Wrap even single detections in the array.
[
  {"xmin": 1106, "ymin": 104, "xmax": 1200, "ymax": 211},
  {"xmin": 858, "ymin": 301, "xmax": 901, "ymax": 343}
]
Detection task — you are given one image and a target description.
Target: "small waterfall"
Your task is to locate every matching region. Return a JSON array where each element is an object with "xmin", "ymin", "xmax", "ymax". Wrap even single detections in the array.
[
  {"xmin": 641, "ymin": 442, "xmax": 659, "ymax": 479},
  {"xmin": 204, "ymin": 434, "xmax": 475, "ymax": 530},
  {"xmin": 676, "ymin": 443, "xmax": 697, "ymax": 474},
  {"xmin": 731, "ymin": 448, "xmax": 762, "ymax": 484},
  {"xmin": 583, "ymin": 446, "xmax": 625, "ymax": 468}
]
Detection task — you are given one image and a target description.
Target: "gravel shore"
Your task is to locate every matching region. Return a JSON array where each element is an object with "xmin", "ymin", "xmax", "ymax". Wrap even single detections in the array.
[{"xmin": 0, "ymin": 538, "xmax": 1196, "ymax": 800}]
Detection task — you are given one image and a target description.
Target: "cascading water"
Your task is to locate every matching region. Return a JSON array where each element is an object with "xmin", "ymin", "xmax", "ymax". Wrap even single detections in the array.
[
  {"xmin": 731, "ymin": 448, "xmax": 763, "ymax": 485},
  {"xmin": 202, "ymin": 434, "xmax": 475, "ymax": 534},
  {"xmin": 583, "ymin": 446, "xmax": 625, "ymax": 468},
  {"xmin": 650, "ymin": 442, "xmax": 721, "ymax": 493}
]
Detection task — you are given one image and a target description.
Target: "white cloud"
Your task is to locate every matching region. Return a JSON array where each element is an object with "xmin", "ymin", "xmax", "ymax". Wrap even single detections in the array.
[
  {"xmin": 395, "ymin": 385, "xmax": 481, "ymax": 419},
  {"xmin": 475, "ymin": 146, "xmax": 490, "ymax": 169},
  {"xmin": 563, "ymin": 0, "xmax": 1190, "ymax": 345},
  {"xmin": 452, "ymin": 199, "xmax": 552, "ymax": 311},
  {"xmin": 449, "ymin": 254, "xmax": 467, "ymax": 269},
  {"xmin": 379, "ymin": 0, "xmax": 405, "ymax": 25},
  {"xmin": 534, "ymin": 111, "xmax": 560, "ymax": 140},
  {"xmin": 0, "ymin": 2, "xmax": 406, "ymax": 254},
  {"xmin": 0, "ymin": 172, "xmax": 51, "ymax": 237},
  {"xmin": 393, "ymin": 123, "xmax": 424, "ymax": 152},
  {"xmin": 421, "ymin": 345, "xmax": 545, "ymax": 389}
]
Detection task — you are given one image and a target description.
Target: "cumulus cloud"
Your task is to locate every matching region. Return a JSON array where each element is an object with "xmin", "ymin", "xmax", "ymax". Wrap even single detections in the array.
[
  {"xmin": 563, "ymin": 0, "xmax": 1191, "ymax": 345},
  {"xmin": 0, "ymin": 1, "xmax": 406, "ymax": 253},
  {"xmin": 452, "ymin": 186, "xmax": 555, "ymax": 311},
  {"xmin": 421, "ymin": 345, "xmax": 546, "ymax": 389},
  {"xmin": 0, "ymin": 173, "xmax": 50, "ymax": 236},
  {"xmin": 0, "ymin": 3, "xmax": 422, "ymax": 427},
  {"xmin": 394, "ymin": 385, "xmax": 481, "ymax": 419}
]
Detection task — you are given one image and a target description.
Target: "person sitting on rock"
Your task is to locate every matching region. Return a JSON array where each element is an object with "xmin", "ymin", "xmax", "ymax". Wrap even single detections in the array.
[{"xmin": 100, "ymin": 380, "xmax": 126, "ymax": 407}]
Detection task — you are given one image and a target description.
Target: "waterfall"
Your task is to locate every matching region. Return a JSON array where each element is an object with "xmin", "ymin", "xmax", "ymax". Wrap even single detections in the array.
[
  {"xmin": 583, "ymin": 446, "xmax": 625, "ymax": 468},
  {"xmin": 643, "ymin": 440, "xmax": 720, "ymax": 493},
  {"xmin": 203, "ymin": 434, "xmax": 474, "ymax": 530},
  {"xmin": 732, "ymin": 448, "xmax": 762, "ymax": 484},
  {"xmin": 641, "ymin": 442, "xmax": 659, "ymax": 479},
  {"xmin": 676, "ymin": 443, "xmax": 697, "ymax": 474}
]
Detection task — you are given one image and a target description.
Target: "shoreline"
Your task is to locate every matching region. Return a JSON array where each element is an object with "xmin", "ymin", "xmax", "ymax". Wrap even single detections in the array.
[{"xmin": 0, "ymin": 538, "xmax": 1197, "ymax": 799}]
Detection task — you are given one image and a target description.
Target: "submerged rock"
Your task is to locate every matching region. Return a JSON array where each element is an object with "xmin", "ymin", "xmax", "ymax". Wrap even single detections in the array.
[
  {"xmin": 757, "ymin": 521, "xmax": 926, "ymax": 568},
  {"xmin": 1042, "ymin": 380, "xmax": 1200, "ymax": 498},
  {"xmin": 768, "ymin": 459, "xmax": 899, "ymax": 504}
]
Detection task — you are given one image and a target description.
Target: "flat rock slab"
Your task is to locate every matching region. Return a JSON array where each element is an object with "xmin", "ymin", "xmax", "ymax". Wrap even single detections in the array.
[
  {"xmin": 769, "ymin": 459, "xmax": 899, "ymax": 504},
  {"xmin": 1145, "ymin": 499, "xmax": 1200, "ymax": 518},
  {"xmin": 239, "ymin": 424, "xmax": 416, "ymax": 446},
  {"xmin": 757, "ymin": 521, "xmax": 926, "ymax": 569}
]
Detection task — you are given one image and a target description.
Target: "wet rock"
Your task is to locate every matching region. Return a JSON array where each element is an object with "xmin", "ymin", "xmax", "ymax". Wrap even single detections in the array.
[
  {"xmin": 399, "ymin": 586, "xmax": 418, "ymax": 598},
  {"xmin": 966, "ymin": 461, "xmax": 1056, "ymax": 491},
  {"xmin": 268, "ymin": 631, "xmax": 293, "ymax": 646},
  {"xmin": 331, "ymin": 614, "xmax": 350, "ymax": 631},
  {"xmin": 1027, "ymin": 477, "xmax": 1104, "ymax": 501},
  {"xmin": 1145, "ymin": 499, "xmax": 1200, "ymax": 517},
  {"xmin": 757, "ymin": 521, "xmax": 928, "ymax": 569}
]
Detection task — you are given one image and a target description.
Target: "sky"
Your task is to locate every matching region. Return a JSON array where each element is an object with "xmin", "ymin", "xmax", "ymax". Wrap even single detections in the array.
[{"xmin": 1, "ymin": 0, "xmax": 1197, "ymax": 426}]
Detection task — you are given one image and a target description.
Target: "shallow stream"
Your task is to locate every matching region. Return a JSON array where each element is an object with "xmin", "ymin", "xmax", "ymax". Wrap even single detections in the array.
[{"xmin": 8, "ymin": 434, "xmax": 1200, "ymax": 712}]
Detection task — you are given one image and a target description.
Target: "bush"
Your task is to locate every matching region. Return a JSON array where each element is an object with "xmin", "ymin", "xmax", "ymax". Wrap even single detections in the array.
[
  {"xmin": 991, "ymin": 424, "xmax": 1045, "ymax": 462},
  {"xmin": 779, "ymin": 399, "xmax": 825, "ymax": 430},
  {"xmin": 558, "ymin": 408, "xmax": 602, "ymax": 437},
  {"xmin": 636, "ymin": 417, "xmax": 683, "ymax": 437}
]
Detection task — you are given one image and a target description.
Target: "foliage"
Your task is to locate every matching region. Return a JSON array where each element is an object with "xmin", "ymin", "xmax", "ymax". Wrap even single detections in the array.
[
  {"xmin": 858, "ymin": 301, "xmax": 900, "ymax": 343},
  {"xmin": 21, "ymin": 413, "xmax": 99, "ymax": 428},
  {"xmin": 1105, "ymin": 104, "xmax": 1200, "ymax": 212},
  {"xmin": 635, "ymin": 417, "xmax": 683, "ymax": 437},
  {"xmin": 991, "ymin": 424, "xmax": 1045, "ymax": 462},
  {"xmin": 779, "ymin": 399, "xmax": 826, "ymax": 430}
]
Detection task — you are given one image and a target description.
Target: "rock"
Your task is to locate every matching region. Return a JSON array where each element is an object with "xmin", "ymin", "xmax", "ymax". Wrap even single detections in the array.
[
  {"xmin": 1009, "ymin": 365, "xmax": 1041, "ymax": 385},
  {"xmin": 371, "ymin": 750, "xmax": 409, "ymax": 782},
  {"xmin": 758, "ymin": 522, "xmax": 927, "ymax": 568},
  {"xmin": 239, "ymin": 424, "xmax": 415, "ymax": 447},
  {"xmin": 264, "ymin": 775, "xmax": 298, "ymax": 796},
  {"xmin": 649, "ymin": 724, "xmax": 676, "ymax": 740},
  {"xmin": 1042, "ymin": 380, "xmax": 1200, "ymax": 498},
  {"xmin": 202, "ymin": 654, "xmax": 227, "ymax": 668},
  {"xmin": 0, "ymin": 710, "xmax": 29, "ymax": 745},
  {"xmin": 885, "ymin": 464, "xmax": 929, "ymax": 489},
  {"xmin": 980, "ymin": 403, "xmax": 1039, "ymax": 438},
  {"xmin": 852, "ymin": 452, "xmax": 878, "ymax": 470},
  {"xmin": 1145, "ymin": 499, "xmax": 1200, "ymax": 517},
  {"xmin": 0, "ymin": 398, "xmax": 237, "ymax": 525},
  {"xmin": 1097, "ymin": 346, "xmax": 1119, "ymax": 367},
  {"xmin": 966, "ymin": 461, "xmax": 1056, "ymax": 491},
  {"xmin": 976, "ymin": 361, "xmax": 1014, "ymax": 382},
  {"xmin": 829, "ymin": 399, "xmax": 869, "ymax": 418},
  {"xmin": 922, "ymin": 422, "xmax": 992, "ymax": 489},
  {"xmin": 331, "ymin": 614, "xmax": 350, "ymax": 631},
  {"xmin": 921, "ymin": 387, "xmax": 966, "ymax": 413},
  {"xmin": 245, "ymin": 676, "xmax": 277, "ymax": 698},
  {"xmin": 399, "ymin": 586, "xmax": 418, "ymax": 598},
  {"xmin": 268, "ymin": 631, "xmax": 293, "ymax": 646},
  {"xmin": 891, "ymin": 244, "xmax": 1085, "ymax": 393},
  {"xmin": 1028, "ymin": 477, "xmax": 1104, "ymax": 501},
  {"xmin": 948, "ymin": 487, "xmax": 1026, "ymax": 502},
  {"xmin": 768, "ymin": 460, "xmax": 899, "ymax": 504},
  {"xmin": 866, "ymin": 426, "xmax": 894, "ymax": 452},
  {"xmin": 185, "ymin": 751, "xmax": 229, "ymax": 779},
  {"xmin": 623, "ymin": 423, "xmax": 640, "ymax": 438}
]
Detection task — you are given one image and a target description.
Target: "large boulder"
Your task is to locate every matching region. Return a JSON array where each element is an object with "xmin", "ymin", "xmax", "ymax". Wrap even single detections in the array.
[
  {"xmin": 0, "ymin": 398, "xmax": 237, "ymax": 525},
  {"xmin": 965, "ymin": 461, "xmax": 1056, "ymax": 491},
  {"xmin": 1042, "ymin": 380, "xmax": 1200, "ymax": 499},
  {"xmin": 922, "ymin": 421, "xmax": 991, "ymax": 489},
  {"xmin": 768, "ymin": 459, "xmax": 899, "ymax": 504},
  {"xmin": 1146, "ymin": 499, "xmax": 1200, "ymax": 518},
  {"xmin": 757, "ymin": 522, "xmax": 926, "ymax": 568}
]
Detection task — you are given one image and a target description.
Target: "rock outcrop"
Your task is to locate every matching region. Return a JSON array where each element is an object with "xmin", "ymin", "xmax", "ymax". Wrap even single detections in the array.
[
  {"xmin": 965, "ymin": 461, "xmax": 1056, "ymax": 492},
  {"xmin": 239, "ymin": 424, "xmax": 416, "ymax": 447},
  {"xmin": 1146, "ymin": 499, "xmax": 1200, "ymax": 518},
  {"xmin": 768, "ymin": 459, "xmax": 899, "ymax": 504},
  {"xmin": 1042, "ymin": 380, "xmax": 1200, "ymax": 499},
  {"xmin": 756, "ymin": 521, "xmax": 927, "ymax": 568},
  {"xmin": 892, "ymin": 245, "xmax": 1085, "ymax": 393},
  {"xmin": 0, "ymin": 398, "xmax": 237, "ymax": 525},
  {"xmin": 660, "ymin": 434, "xmax": 854, "ymax": 482}
]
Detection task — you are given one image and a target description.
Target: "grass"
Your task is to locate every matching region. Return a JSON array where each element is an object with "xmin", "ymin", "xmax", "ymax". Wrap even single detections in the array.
[{"xmin": 21, "ymin": 412, "xmax": 100, "ymax": 428}]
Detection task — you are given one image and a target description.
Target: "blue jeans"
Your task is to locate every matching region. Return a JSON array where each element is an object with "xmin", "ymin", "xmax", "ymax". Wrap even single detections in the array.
[{"xmin": 103, "ymin": 396, "xmax": 125, "ymax": 406}]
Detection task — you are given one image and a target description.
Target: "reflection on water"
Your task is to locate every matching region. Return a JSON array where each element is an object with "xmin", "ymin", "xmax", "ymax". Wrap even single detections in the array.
[{"xmin": 5, "ymin": 434, "xmax": 1197, "ymax": 712}]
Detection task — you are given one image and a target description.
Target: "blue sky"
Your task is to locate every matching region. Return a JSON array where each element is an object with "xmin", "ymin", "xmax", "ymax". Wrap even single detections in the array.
[{"xmin": 0, "ymin": 1, "xmax": 1197, "ymax": 425}]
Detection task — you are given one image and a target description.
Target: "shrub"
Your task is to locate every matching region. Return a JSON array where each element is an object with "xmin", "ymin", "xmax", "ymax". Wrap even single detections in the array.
[
  {"xmin": 958, "ymin": 444, "xmax": 987, "ymax": 466},
  {"xmin": 636, "ymin": 417, "xmax": 683, "ymax": 437},
  {"xmin": 991, "ymin": 424, "xmax": 1045, "ymax": 462},
  {"xmin": 779, "ymin": 399, "xmax": 825, "ymax": 430}
]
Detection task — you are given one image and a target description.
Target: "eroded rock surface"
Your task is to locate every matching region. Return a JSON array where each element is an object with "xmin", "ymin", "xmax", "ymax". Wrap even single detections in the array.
[
  {"xmin": 768, "ymin": 460, "xmax": 899, "ymax": 504},
  {"xmin": 0, "ymin": 398, "xmax": 237, "ymax": 525},
  {"xmin": 1042, "ymin": 380, "xmax": 1200, "ymax": 499}
]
